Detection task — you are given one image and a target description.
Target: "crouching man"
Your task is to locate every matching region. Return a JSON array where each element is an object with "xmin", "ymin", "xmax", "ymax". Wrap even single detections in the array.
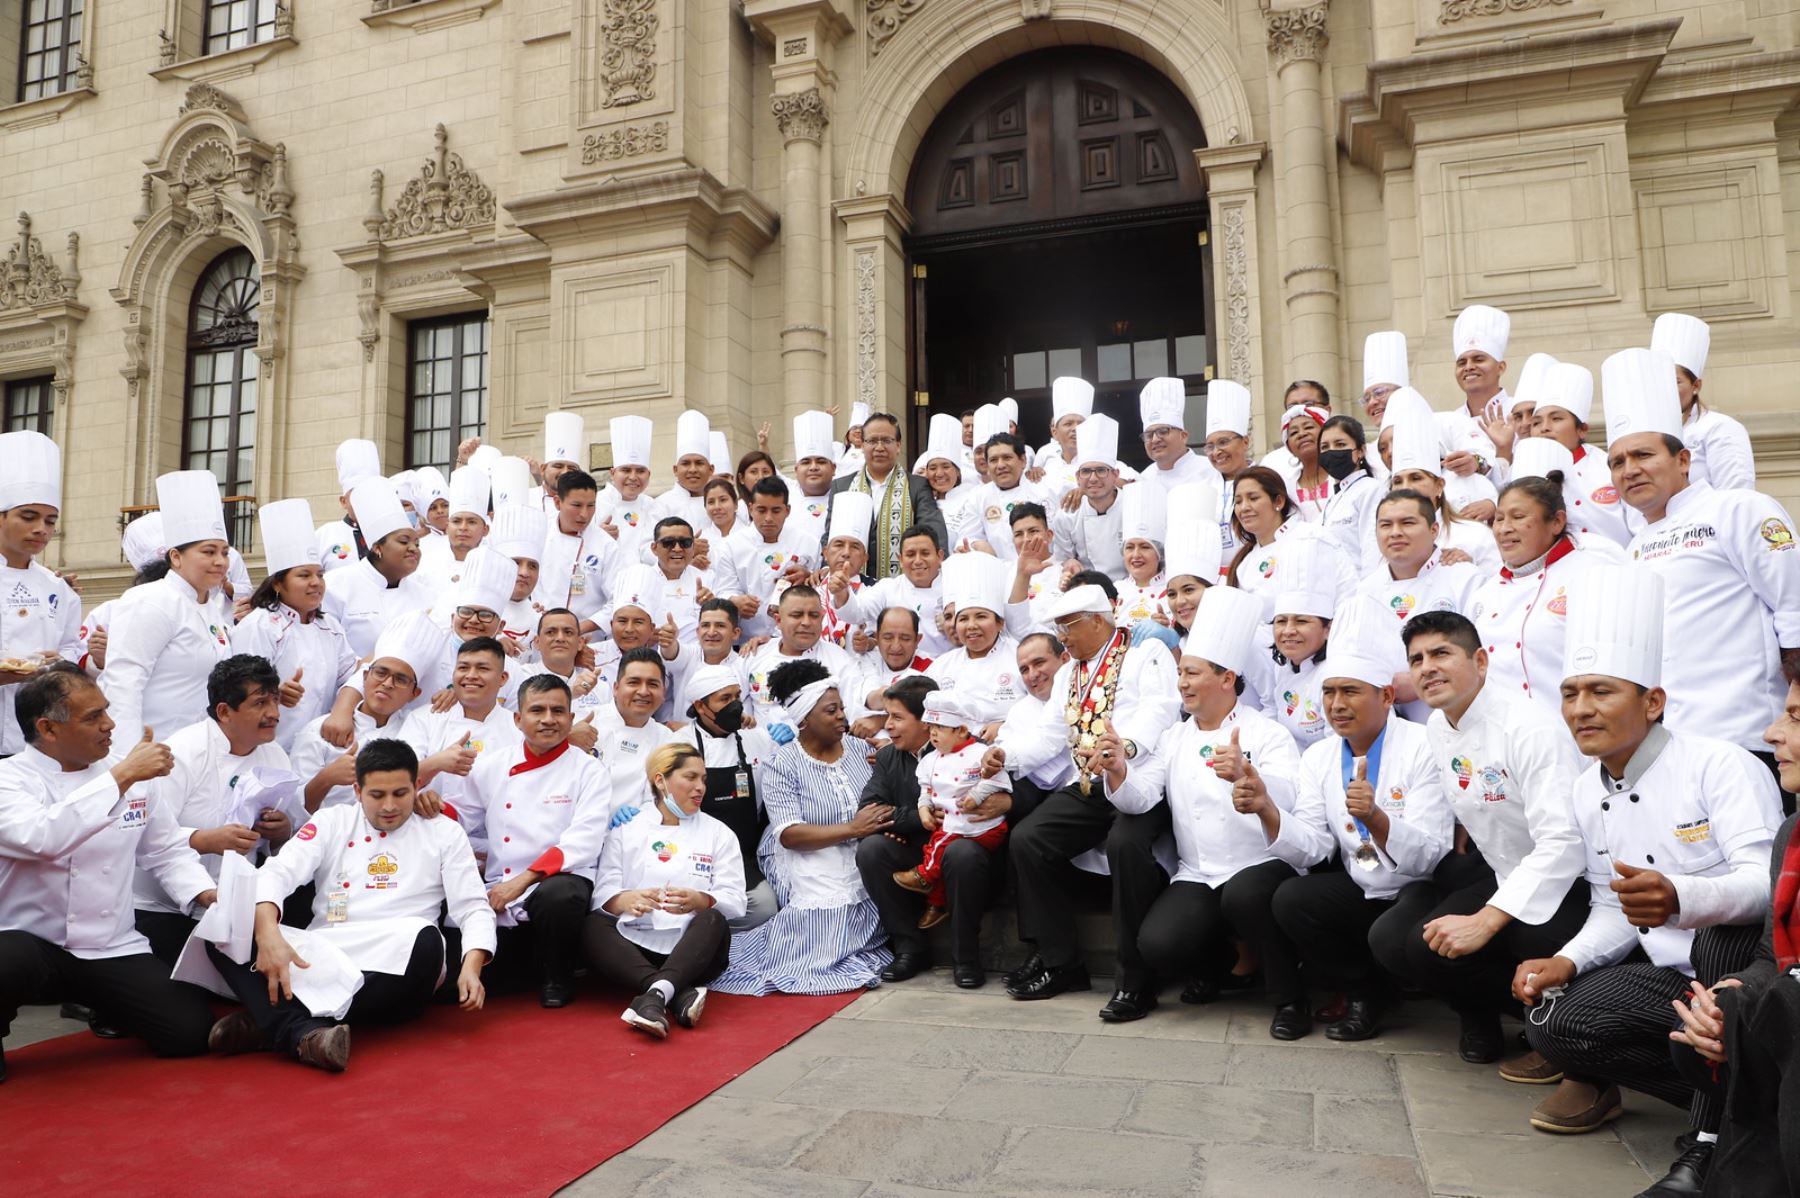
[{"xmin": 205, "ymin": 740, "xmax": 495, "ymax": 1072}]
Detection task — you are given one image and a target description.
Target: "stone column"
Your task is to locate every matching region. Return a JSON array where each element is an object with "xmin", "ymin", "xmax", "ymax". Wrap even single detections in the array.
[
  {"xmin": 772, "ymin": 88, "xmax": 830, "ymax": 431},
  {"xmin": 1196, "ymin": 142, "xmax": 1273, "ymax": 450},
  {"xmin": 1265, "ymin": 2, "xmax": 1342, "ymax": 397}
]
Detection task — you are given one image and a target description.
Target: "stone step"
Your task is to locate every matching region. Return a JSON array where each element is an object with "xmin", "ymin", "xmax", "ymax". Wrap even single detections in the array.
[{"xmin": 921, "ymin": 873, "xmax": 1119, "ymax": 976}]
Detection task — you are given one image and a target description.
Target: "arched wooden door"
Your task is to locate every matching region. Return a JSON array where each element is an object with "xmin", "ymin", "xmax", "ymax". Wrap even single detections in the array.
[{"xmin": 905, "ymin": 47, "xmax": 1212, "ymax": 463}]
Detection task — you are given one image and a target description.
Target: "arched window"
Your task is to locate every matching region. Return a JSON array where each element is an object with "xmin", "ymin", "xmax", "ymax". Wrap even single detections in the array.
[{"xmin": 183, "ymin": 247, "xmax": 259, "ymax": 545}]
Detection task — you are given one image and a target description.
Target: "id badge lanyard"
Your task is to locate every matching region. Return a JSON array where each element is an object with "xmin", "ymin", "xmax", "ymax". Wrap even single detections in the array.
[{"xmin": 1339, "ymin": 729, "xmax": 1387, "ymax": 873}]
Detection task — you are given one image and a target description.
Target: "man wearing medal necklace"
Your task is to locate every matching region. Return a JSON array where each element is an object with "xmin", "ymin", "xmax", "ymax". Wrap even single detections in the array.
[{"xmin": 981, "ymin": 575, "xmax": 1181, "ymax": 1008}]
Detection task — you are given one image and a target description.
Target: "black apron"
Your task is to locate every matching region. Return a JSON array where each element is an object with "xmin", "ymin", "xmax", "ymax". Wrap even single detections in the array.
[{"xmin": 699, "ymin": 728, "xmax": 766, "ymax": 888}]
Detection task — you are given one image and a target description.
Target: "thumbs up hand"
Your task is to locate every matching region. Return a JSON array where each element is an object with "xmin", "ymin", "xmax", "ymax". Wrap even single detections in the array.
[
  {"xmin": 113, "ymin": 727, "xmax": 175, "ymax": 789},
  {"xmin": 279, "ymin": 666, "xmax": 306, "ymax": 709},
  {"xmin": 571, "ymin": 711, "xmax": 599, "ymax": 752},
  {"xmin": 657, "ymin": 613, "xmax": 679, "ymax": 657},
  {"xmin": 1212, "ymin": 725, "xmax": 1247, "ymax": 782},
  {"xmin": 1611, "ymin": 860, "xmax": 1680, "ymax": 927},
  {"xmin": 1231, "ymin": 756, "xmax": 1269, "ymax": 816},
  {"xmin": 1345, "ymin": 756, "xmax": 1376, "ymax": 820}
]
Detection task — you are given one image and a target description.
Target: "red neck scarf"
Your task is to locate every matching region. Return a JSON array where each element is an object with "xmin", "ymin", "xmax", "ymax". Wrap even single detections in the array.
[
  {"xmin": 1772, "ymin": 826, "xmax": 1800, "ymax": 972},
  {"xmin": 509, "ymin": 739, "xmax": 572, "ymax": 776}
]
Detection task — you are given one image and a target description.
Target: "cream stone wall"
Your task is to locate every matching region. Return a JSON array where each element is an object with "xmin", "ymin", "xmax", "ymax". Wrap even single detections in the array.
[{"xmin": 0, "ymin": 0, "xmax": 1796, "ymax": 606}]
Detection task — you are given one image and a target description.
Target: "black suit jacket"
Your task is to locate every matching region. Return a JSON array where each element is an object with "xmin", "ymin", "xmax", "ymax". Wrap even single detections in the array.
[{"xmin": 826, "ymin": 471, "xmax": 947, "ymax": 562}]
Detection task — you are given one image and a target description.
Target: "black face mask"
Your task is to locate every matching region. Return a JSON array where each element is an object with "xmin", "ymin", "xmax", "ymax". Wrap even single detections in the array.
[
  {"xmin": 1319, "ymin": 449, "xmax": 1361, "ymax": 481},
  {"xmin": 706, "ymin": 699, "xmax": 746, "ymax": 733}
]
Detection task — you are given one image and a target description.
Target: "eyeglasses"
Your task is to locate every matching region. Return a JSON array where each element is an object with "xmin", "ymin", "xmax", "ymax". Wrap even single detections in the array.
[
  {"xmin": 1075, "ymin": 466, "xmax": 1113, "ymax": 479},
  {"xmin": 455, "ymin": 606, "xmax": 499, "ymax": 623},
  {"xmin": 1053, "ymin": 613, "xmax": 1102, "ymax": 632},
  {"xmin": 862, "ymin": 436, "xmax": 898, "ymax": 447},
  {"xmin": 1141, "ymin": 427, "xmax": 1175, "ymax": 442},
  {"xmin": 365, "ymin": 664, "xmax": 417, "ymax": 689},
  {"xmin": 658, "ymin": 536, "xmax": 695, "ymax": 550}
]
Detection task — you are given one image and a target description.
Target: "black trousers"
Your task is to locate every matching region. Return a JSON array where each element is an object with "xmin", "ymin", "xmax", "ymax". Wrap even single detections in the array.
[
  {"xmin": 488, "ymin": 874, "xmax": 594, "ymax": 990},
  {"xmin": 1273, "ymin": 866, "xmax": 1440, "ymax": 995},
  {"xmin": 1368, "ymin": 849, "xmax": 1591, "ymax": 1018},
  {"xmin": 206, "ymin": 927, "xmax": 443, "ymax": 1055},
  {"xmin": 582, "ymin": 909, "xmax": 731, "ymax": 994},
  {"xmin": 1697, "ymin": 976, "xmax": 1800, "ymax": 1196},
  {"xmin": 1009, "ymin": 785, "xmax": 1172, "ymax": 988},
  {"xmin": 1137, "ymin": 858, "xmax": 1302, "ymax": 1006},
  {"xmin": 857, "ymin": 832, "xmax": 1001, "ymax": 967},
  {"xmin": 0, "ymin": 930, "xmax": 212, "ymax": 1057},
  {"xmin": 1523, "ymin": 922, "xmax": 1762, "ymax": 1134}
]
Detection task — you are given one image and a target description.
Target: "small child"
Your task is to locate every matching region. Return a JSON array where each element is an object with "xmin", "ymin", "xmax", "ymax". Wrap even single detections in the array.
[{"xmin": 894, "ymin": 691, "xmax": 1010, "ymax": 929}]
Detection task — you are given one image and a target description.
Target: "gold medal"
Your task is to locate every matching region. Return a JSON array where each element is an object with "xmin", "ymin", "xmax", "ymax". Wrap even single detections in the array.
[{"xmin": 1093, "ymin": 693, "xmax": 1110, "ymax": 715}]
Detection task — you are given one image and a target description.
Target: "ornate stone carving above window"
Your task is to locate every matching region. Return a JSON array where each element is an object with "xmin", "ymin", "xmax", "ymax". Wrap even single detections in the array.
[
  {"xmin": 867, "ymin": 0, "xmax": 925, "ymax": 59},
  {"xmin": 1440, "ymin": 0, "xmax": 1571, "ymax": 23},
  {"xmin": 371, "ymin": 124, "xmax": 497, "ymax": 242},
  {"xmin": 364, "ymin": 0, "xmax": 502, "ymax": 32},
  {"xmin": 154, "ymin": 0, "xmax": 298, "ymax": 84},
  {"xmin": 599, "ymin": 0, "xmax": 659, "ymax": 107},
  {"xmin": 0, "ymin": 213, "xmax": 86, "ymax": 416}
]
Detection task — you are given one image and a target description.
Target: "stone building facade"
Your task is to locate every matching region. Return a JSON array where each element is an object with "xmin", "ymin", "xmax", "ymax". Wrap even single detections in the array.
[{"xmin": 1, "ymin": 0, "xmax": 1797, "ymax": 594}]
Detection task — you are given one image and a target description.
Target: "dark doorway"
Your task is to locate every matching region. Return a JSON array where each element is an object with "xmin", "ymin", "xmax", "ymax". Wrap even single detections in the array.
[{"xmin": 904, "ymin": 47, "xmax": 1211, "ymax": 466}]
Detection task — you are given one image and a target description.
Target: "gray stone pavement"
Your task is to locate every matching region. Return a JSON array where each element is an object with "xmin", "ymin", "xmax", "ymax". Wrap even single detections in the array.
[{"xmin": 565, "ymin": 970, "xmax": 1690, "ymax": 1198}]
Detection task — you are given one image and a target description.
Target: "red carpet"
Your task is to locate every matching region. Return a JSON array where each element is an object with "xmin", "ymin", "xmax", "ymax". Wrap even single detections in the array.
[{"xmin": 0, "ymin": 990, "xmax": 860, "ymax": 1196}]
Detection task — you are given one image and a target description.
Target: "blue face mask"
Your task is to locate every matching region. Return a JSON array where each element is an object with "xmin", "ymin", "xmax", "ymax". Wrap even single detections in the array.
[{"xmin": 662, "ymin": 790, "xmax": 701, "ymax": 823}]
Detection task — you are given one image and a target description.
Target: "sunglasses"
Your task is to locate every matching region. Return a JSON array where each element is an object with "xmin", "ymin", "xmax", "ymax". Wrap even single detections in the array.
[{"xmin": 658, "ymin": 536, "xmax": 695, "ymax": 550}]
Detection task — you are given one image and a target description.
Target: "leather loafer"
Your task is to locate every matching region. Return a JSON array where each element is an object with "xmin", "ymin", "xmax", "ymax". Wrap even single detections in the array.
[
  {"xmin": 1269, "ymin": 1001, "xmax": 1313, "ymax": 1041},
  {"xmin": 539, "ymin": 981, "xmax": 574, "ymax": 1009},
  {"xmin": 88, "ymin": 1020, "xmax": 126, "ymax": 1040},
  {"xmin": 1326, "ymin": 996, "xmax": 1383, "ymax": 1042},
  {"xmin": 1003, "ymin": 951, "xmax": 1044, "ymax": 988},
  {"xmin": 1529, "ymin": 1079, "xmax": 1623, "ymax": 1134},
  {"xmin": 1006, "ymin": 962, "xmax": 1091, "ymax": 1001},
  {"xmin": 1499, "ymin": 1049, "xmax": 1565, "ymax": 1085},
  {"xmin": 1635, "ymin": 1141, "xmax": 1713, "ymax": 1197},
  {"xmin": 1098, "ymin": 989, "xmax": 1158, "ymax": 1023},
  {"xmin": 1179, "ymin": 977, "xmax": 1221, "ymax": 1005},
  {"xmin": 880, "ymin": 952, "xmax": 930, "ymax": 983},
  {"xmin": 1458, "ymin": 1010, "xmax": 1505, "ymax": 1064},
  {"xmin": 953, "ymin": 963, "xmax": 985, "ymax": 989},
  {"xmin": 208, "ymin": 1010, "xmax": 264, "ymax": 1056},
  {"xmin": 294, "ymin": 1024, "xmax": 351, "ymax": 1073},
  {"xmin": 59, "ymin": 1002, "xmax": 95, "ymax": 1023}
]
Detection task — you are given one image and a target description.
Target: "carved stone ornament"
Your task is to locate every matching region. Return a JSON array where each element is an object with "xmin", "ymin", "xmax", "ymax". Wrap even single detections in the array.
[
  {"xmin": 1021, "ymin": 0, "xmax": 1052, "ymax": 18},
  {"xmin": 1265, "ymin": 3, "xmax": 1329, "ymax": 70},
  {"xmin": 580, "ymin": 120, "xmax": 670, "ymax": 164},
  {"xmin": 772, "ymin": 88, "xmax": 829, "ymax": 144},
  {"xmin": 0, "ymin": 214, "xmax": 80, "ymax": 311},
  {"xmin": 1440, "ymin": 0, "xmax": 1570, "ymax": 20},
  {"xmin": 600, "ymin": 0, "xmax": 659, "ymax": 108},
  {"xmin": 374, "ymin": 124, "xmax": 497, "ymax": 241},
  {"xmin": 854, "ymin": 248, "xmax": 878, "ymax": 408},
  {"xmin": 867, "ymin": 0, "xmax": 926, "ymax": 58},
  {"xmin": 1221, "ymin": 204, "xmax": 1252, "ymax": 385}
]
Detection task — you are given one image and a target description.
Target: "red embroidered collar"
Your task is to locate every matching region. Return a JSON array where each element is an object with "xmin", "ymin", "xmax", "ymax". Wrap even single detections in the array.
[{"xmin": 509, "ymin": 740, "xmax": 572, "ymax": 776}]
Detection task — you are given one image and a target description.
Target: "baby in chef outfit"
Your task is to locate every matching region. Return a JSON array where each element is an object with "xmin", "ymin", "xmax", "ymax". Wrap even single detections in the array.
[{"xmin": 893, "ymin": 691, "xmax": 1011, "ymax": 929}]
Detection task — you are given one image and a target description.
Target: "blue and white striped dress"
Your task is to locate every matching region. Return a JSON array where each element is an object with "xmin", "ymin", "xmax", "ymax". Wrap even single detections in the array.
[{"xmin": 712, "ymin": 736, "xmax": 892, "ymax": 995}]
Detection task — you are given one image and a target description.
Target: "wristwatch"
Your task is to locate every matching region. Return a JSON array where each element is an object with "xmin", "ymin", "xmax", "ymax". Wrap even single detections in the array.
[{"xmin": 1122, "ymin": 739, "xmax": 1140, "ymax": 761}]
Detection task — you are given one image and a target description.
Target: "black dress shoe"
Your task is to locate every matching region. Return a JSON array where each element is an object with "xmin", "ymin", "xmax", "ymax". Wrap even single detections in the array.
[
  {"xmin": 1006, "ymin": 962, "xmax": 1091, "ymax": 1001},
  {"xmin": 1098, "ymin": 989, "xmax": 1158, "ymax": 1023},
  {"xmin": 880, "ymin": 952, "xmax": 930, "ymax": 983},
  {"xmin": 1218, "ymin": 971, "xmax": 1260, "ymax": 993},
  {"xmin": 1635, "ymin": 1141, "xmax": 1713, "ymax": 1197},
  {"xmin": 59, "ymin": 1002, "xmax": 95, "ymax": 1023},
  {"xmin": 1458, "ymin": 1010, "xmax": 1504, "ymax": 1064},
  {"xmin": 1179, "ymin": 977, "xmax": 1221, "ymax": 1005},
  {"xmin": 88, "ymin": 1019, "xmax": 125, "ymax": 1040},
  {"xmin": 953, "ymin": 963, "xmax": 985, "ymax": 989},
  {"xmin": 1326, "ymin": 996, "xmax": 1383, "ymax": 1041},
  {"xmin": 539, "ymin": 981, "xmax": 573, "ymax": 1009},
  {"xmin": 1003, "ymin": 951, "xmax": 1044, "ymax": 988},
  {"xmin": 1269, "ymin": 1002, "xmax": 1313, "ymax": 1041}
]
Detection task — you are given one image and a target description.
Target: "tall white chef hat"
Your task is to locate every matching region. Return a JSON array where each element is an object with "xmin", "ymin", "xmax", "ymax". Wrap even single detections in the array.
[
  {"xmin": 1272, "ymin": 533, "xmax": 1340, "ymax": 621},
  {"xmin": 488, "ymin": 503, "xmax": 547, "ymax": 563},
  {"xmin": 1378, "ymin": 385, "xmax": 1434, "ymax": 434},
  {"xmin": 349, "ymin": 477, "xmax": 409, "ymax": 546},
  {"xmin": 709, "ymin": 431, "xmax": 732, "ymax": 473},
  {"xmin": 1139, "ymin": 377, "xmax": 1187, "ymax": 433},
  {"xmin": 972, "ymin": 403, "xmax": 1006, "ymax": 447},
  {"xmin": 157, "ymin": 469, "xmax": 228, "ymax": 547},
  {"xmin": 793, "ymin": 410, "xmax": 835, "ymax": 462},
  {"xmin": 675, "ymin": 410, "xmax": 711, "ymax": 462},
  {"xmin": 370, "ymin": 615, "xmax": 447, "ymax": 685},
  {"xmin": 1563, "ymin": 563, "xmax": 1664, "ymax": 689},
  {"xmin": 447, "ymin": 465, "xmax": 491, "ymax": 521},
  {"xmin": 258, "ymin": 498, "xmax": 316, "ymax": 577},
  {"xmin": 1051, "ymin": 377, "xmax": 1095, "ymax": 423},
  {"xmin": 1362, "ymin": 330, "xmax": 1410, "ymax": 391},
  {"xmin": 1326, "ymin": 591, "xmax": 1406, "ymax": 689},
  {"xmin": 1204, "ymin": 379, "xmax": 1252, "ymax": 439},
  {"xmin": 1075, "ymin": 413, "xmax": 1121, "ymax": 470},
  {"xmin": 0, "ymin": 430, "xmax": 61, "ymax": 511},
  {"xmin": 467, "ymin": 444, "xmax": 502, "ymax": 475},
  {"xmin": 391, "ymin": 470, "xmax": 421, "ymax": 516},
  {"xmin": 941, "ymin": 550, "xmax": 1010, "ymax": 617},
  {"xmin": 411, "ymin": 466, "xmax": 450, "ymax": 510},
  {"xmin": 1508, "ymin": 436, "xmax": 1575, "ymax": 483},
  {"xmin": 1452, "ymin": 304, "xmax": 1510, "ymax": 361},
  {"xmin": 610, "ymin": 415, "xmax": 653, "ymax": 470},
  {"xmin": 1539, "ymin": 362, "xmax": 1594, "ymax": 426},
  {"xmin": 122, "ymin": 512, "xmax": 168, "ymax": 572},
  {"xmin": 1182, "ymin": 583, "xmax": 1263, "ymax": 676},
  {"xmin": 335, "ymin": 439, "xmax": 381, "ymax": 495},
  {"xmin": 1650, "ymin": 312, "xmax": 1710, "ymax": 379},
  {"xmin": 920, "ymin": 413, "xmax": 965, "ymax": 471},
  {"xmin": 1602, "ymin": 347, "xmax": 1683, "ymax": 448},
  {"xmin": 544, "ymin": 411, "xmax": 586, "ymax": 468},
  {"xmin": 453, "ymin": 545, "xmax": 516, "ymax": 613},
  {"xmin": 1511, "ymin": 353, "xmax": 1559, "ymax": 415},
  {"xmin": 997, "ymin": 397, "xmax": 1020, "ymax": 429},
  {"xmin": 1388, "ymin": 406, "xmax": 1446, "ymax": 479},
  {"xmin": 1162, "ymin": 482, "xmax": 1223, "ymax": 584},
  {"xmin": 826, "ymin": 492, "xmax": 873, "ymax": 547},
  {"xmin": 489, "ymin": 456, "xmax": 535, "ymax": 510},
  {"xmin": 848, "ymin": 401, "xmax": 872, "ymax": 430},
  {"xmin": 1118, "ymin": 478, "xmax": 1167, "ymax": 547}
]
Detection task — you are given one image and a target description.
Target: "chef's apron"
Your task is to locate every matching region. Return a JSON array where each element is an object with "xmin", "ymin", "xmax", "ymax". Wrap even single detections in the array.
[{"xmin": 700, "ymin": 730, "xmax": 766, "ymax": 888}]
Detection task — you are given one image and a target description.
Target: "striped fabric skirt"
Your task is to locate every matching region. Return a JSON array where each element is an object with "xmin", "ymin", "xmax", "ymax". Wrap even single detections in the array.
[{"xmin": 710, "ymin": 899, "xmax": 892, "ymax": 997}]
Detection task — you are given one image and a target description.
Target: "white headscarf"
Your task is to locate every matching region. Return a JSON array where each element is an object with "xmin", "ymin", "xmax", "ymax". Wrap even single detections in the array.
[{"xmin": 784, "ymin": 677, "xmax": 839, "ymax": 726}]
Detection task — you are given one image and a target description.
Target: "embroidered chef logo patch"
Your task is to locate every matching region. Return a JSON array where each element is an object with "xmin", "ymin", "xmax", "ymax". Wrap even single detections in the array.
[
  {"xmin": 366, "ymin": 852, "xmax": 400, "ymax": 889},
  {"xmin": 296, "ymin": 822, "xmax": 318, "ymax": 841},
  {"xmin": 1592, "ymin": 486, "xmax": 1619, "ymax": 504},
  {"xmin": 1674, "ymin": 819, "xmax": 1713, "ymax": 845},
  {"xmin": 1572, "ymin": 646, "xmax": 1598, "ymax": 669},
  {"xmin": 1383, "ymin": 787, "xmax": 1406, "ymax": 810},
  {"xmin": 1762, "ymin": 518, "xmax": 1795, "ymax": 552},
  {"xmin": 1259, "ymin": 556, "xmax": 1276, "ymax": 579},
  {"xmin": 985, "ymin": 506, "xmax": 1002, "ymax": 522},
  {"xmin": 1547, "ymin": 589, "xmax": 1568, "ymax": 616},
  {"xmin": 331, "ymin": 543, "xmax": 351, "ymax": 560},
  {"xmin": 1479, "ymin": 765, "xmax": 1509, "ymax": 803},
  {"xmin": 1451, "ymin": 756, "xmax": 1473, "ymax": 790},
  {"xmin": 1389, "ymin": 595, "xmax": 1416, "ymax": 620},
  {"xmin": 7, "ymin": 584, "xmax": 37, "ymax": 610},
  {"xmin": 653, "ymin": 839, "xmax": 677, "ymax": 863},
  {"xmin": 1283, "ymin": 690, "xmax": 1300, "ymax": 715}
]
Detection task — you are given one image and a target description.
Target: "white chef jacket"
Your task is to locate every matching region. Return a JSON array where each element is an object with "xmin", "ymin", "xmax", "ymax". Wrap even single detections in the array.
[
  {"xmin": 1140, "ymin": 451, "xmax": 1224, "ymax": 504},
  {"xmin": 1319, "ymin": 471, "xmax": 1384, "ymax": 576},
  {"xmin": 1254, "ymin": 653, "xmax": 1331, "ymax": 750},
  {"xmin": 710, "ymin": 525, "xmax": 818, "ymax": 640},
  {"xmin": 290, "ymin": 706, "xmax": 412, "ymax": 812},
  {"xmin": 1004, "ymin": 562, "xmax": 1071, "ymax": 638},
  {"xmin": 952, "ymin": 478, "xmax": 1052, "ymax": 559},
  {"xmin": 314, "ymin": 520, "xmax": 361, "ymax": 574},
  {"xmin": 1108, "ymin": 704, "xmax": 1303, "ymax": 887},
  {"xmin": 841, "ymin": 574, "xmax": 950, "ymax": 658},
  {"xmin": 915, "ymin": 737, "xmax": 1008, "ymax": 837},
  {"xmin": 0, "ymin": 561, "xmax": 81, "ymax": 756},
  {"xmin": 595, "ymin": 484, "xmax": 656, "ymax": 564},
  {"xmin": 1035, "ymin": 448, "xmax": 1081, "ymax": 500},
  {"xmin": 258, "ymin": 804, "xmax": 497, "ymax": 973},
  {"xmin": 229, "ymin": 603, "xmax": 360, "ymax": 751},
  {"xmin": 1558, "ymin": 727, "xmax": 1779, "ymax": 975},
  {"xmin": 1356, "ymin": 551, "xmax": 1482, "ymax": 720},
  {"xmin": 398, "ymin": 702, "xmax": 522, "ymax": 810},
  {"xmin": 1002, "ymin": 635, "xmax": 1182, "ymax": 783},
  {"xmin": 1052, "ymin": 493, "xmax": 1126, "ymax": 581},
  {"xmin": 1438, "ymin": 515, "xmax": 1502, "ymax": 575},
  {"xmin": 1233, "ymin": 523, "xmax": 1357, "ymax": 623},
  {"xmin": 132, "ymin": 719, "xmax": 294, "ymax": 915},
  {"xmin": 646, "ymin": 486, "xmax": 708, "ymax": 563},
  {"xmin": 535, "ymin": 525, "xmax": 618, "ymax": 625},
  {"xmin": 607, "ymin": 563, "xmax": 704, "ymax": 641},
  {"xmin": 0, "ymin": 746, "xmax": 213, "ymax": 958},
  {"xmin": 1270, "ymin": 713, "xmax": 1454, "ymax": 900},
  {"xmin": 1628, "ymin": 483, "xmax": 1800, "ymax": 752},
  {"xmin": 411, "ymin": 538, "xmax": 467, "ymax": 600},
  {"xmin": 664, "ymin": 647, "xmax": 746, "ymax": 721},
  {"xmin": 458, "ymin": 741, "xmax": 612, "ymax": 923},
  {"xmin": 924, "ymin": 636, "xmax": 1026, "ymax": 728},
  {"xmin": 322, "ymin": 558, "xmax": 435, "ymax": 659},
  {"xmin": 843, "ymin": 656, "xmax": 926, "ymax": 724},
  {"xmin": 744, "ymin": 639, "xmax": 856, "ymax": 727},
  {"xmin": 992, "ymin": 692, "xmax": 1078, "ymax": 791},
  {"xmin": 592, "ymin": 806, "xmax": 747, "ymax": 952},
  {"xmin": 788, "ymin": 490, "xmax": 834, "ymax": 554},
  {"xmin": 589, "ymin": 703, "xmax": 679, "ymax": 818},
  {"xmin": 1467, "ymin": 538, "xmax": 1606, "ymax": 715},
  {"xmin": 934, "ymin": 482, "xmax": 975, "ymax": 546},
  {"xmin": 1682, "ymin": 406, "xmax": 1756, "ymax": 492},
  {"xmin": 101, "ymin": 573, "xmax": 233, "ymax": 743},
  {"xmin": 1563, "ymin": 446, "xmax": 1631, "ymax": 548},
  {"xmin": 1425, "ymin": 685, "xmax": 1585, "ymax": 924},
  {"xmin": 77, "ymin": 597, "xmax": 113, "ymax": 676},
  {"xmin": 1115, "ymin": 575, "xmax": 1168, "ymax": 626},
  {"xmin": 1435, "ymin": 405, "xmax": 1511, "ymax": 491}
]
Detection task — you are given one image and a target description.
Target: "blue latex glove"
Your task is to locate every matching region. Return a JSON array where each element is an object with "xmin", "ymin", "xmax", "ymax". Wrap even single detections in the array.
[
  {"xmin": 608, "ymin": 804, "xmax": 640, "ymax": 829},
  {"xmin": 1130, "ymin": 619, "xmax": 1179, "ymax": 652},
  {"xmin": 768, "ymin": 722, "xmax": 796, "ymax": 745}
]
